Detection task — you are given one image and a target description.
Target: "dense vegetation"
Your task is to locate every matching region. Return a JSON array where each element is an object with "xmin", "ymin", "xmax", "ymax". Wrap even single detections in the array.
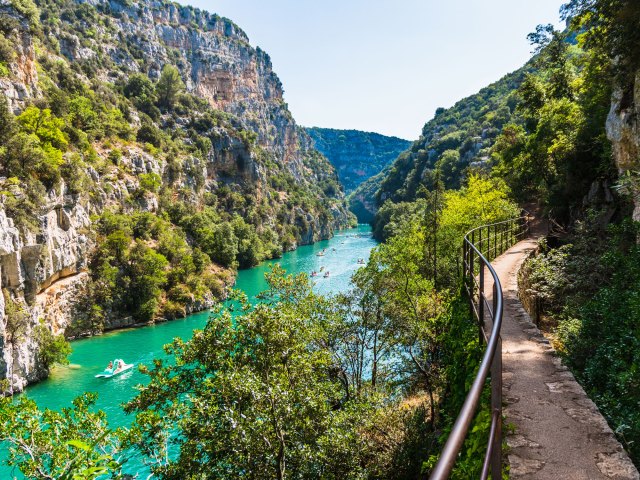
[
  {"xmin": 368, "ymin": 0, "xmax": 640, "ymax": 467},
  {"xmin": 305, "ymin": 127, "xmax": 411, "ymax": 194},
  {"xmin": 0, "ymin": 176, "xmax": 519, "ymax": 478}
]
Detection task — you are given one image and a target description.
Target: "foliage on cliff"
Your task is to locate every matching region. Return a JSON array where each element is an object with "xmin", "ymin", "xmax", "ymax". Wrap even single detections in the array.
[{"xmin": 492, "ymin": 24, "xmax": 614, "ymax": 221}]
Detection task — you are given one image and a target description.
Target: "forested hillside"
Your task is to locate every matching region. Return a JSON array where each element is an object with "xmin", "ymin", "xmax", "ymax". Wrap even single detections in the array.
[
  {"xmin": 0, "ymin": 0, "xmax": 353, "ymax": 391},
  {"xmin": 350, "ymin": 64, "xmax": 531, "ymax": 235},
  {"xmin": 305, "ymin": 127, "xmax": 410, "ymax": 194}
]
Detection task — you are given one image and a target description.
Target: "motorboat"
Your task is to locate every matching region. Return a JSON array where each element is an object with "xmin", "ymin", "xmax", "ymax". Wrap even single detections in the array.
[{"xmin": 95, "ymin": 359, "xmax": 134, "ymax": 378}]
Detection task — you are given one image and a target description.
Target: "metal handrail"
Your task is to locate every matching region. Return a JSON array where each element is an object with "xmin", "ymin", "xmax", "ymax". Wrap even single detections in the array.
[{"xmin": 430, "ymin": 213, "xmax": 530, "ymax": 479}]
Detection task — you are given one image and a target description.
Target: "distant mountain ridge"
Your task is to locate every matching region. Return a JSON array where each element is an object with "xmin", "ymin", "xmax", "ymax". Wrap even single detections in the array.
[{"xmin": 305, "ymin": 127, "xmax": 411, "ymax": 195}]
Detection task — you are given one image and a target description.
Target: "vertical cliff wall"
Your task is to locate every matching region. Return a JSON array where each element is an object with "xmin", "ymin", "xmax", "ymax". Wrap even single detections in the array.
[{"xmin": 606, "ymin": 72, "xmax": 640, "ymax": 221}]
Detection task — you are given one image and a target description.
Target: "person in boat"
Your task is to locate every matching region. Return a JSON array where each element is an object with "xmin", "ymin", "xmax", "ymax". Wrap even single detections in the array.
[{"xmin": 106, "ymin": 361, "xmax": 113, "ymax": 372}]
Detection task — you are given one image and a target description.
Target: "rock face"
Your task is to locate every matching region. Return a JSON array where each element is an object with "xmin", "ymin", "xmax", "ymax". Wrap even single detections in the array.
[
  {"xmin": 0, "ymin": 190, "xmax": 91, "ymax": 391},
  {"xmin": 0, "ymin": 0, "xmax": 39, "ymax": 112},
  {"xmin": 606, "ymin": 71, "xmax": 640, "ymax": 221},
  {"xmin": 0, "ymin": 0, "xmax": 353, "ymax": 392},
  {"xmin": 84, "ymin": 0, "xmax": 343, "ymax": 209}
]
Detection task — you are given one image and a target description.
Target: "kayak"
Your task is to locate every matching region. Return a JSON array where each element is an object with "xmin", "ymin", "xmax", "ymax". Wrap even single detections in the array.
[{"xmin": 95, "ymin": 359, "xmax": 134, "ymax": 378}]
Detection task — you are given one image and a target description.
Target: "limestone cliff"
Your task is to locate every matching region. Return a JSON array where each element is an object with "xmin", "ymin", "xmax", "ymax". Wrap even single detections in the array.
[
  {"xmin": 606, "ymin": 71, "xmax": 640, "ymax": 221},
  {"xmin": 0, "ymin": 0, "xmax": 354, "ymax": 392}
]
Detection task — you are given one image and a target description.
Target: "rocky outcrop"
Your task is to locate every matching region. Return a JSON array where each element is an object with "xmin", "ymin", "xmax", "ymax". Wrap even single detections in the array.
[
  {"xmin": 0, "ymin": 188, "xmax": 91, "ymax": 391},
  {"xmin": 0, "ymin": 0, "xmax": 38, "ymax": 112},
  {"xmin": 606, "ymin": 71, "xmax": 640, "ymax": 221}
]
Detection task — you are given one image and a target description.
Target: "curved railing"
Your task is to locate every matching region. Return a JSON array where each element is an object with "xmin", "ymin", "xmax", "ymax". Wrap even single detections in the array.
[{"xmin": 430, "ymin": 214, "xmax": 530, "ymax": 479}]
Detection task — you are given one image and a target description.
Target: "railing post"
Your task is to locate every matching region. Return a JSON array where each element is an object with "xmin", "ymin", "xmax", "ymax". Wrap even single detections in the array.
[
  {"xmin": 511, "ymin": 219, "xmax": 515, "ymax": 246},
  {"xmin": 469, "ymin": 234, "xmax": 475, "ymax": 317},
  {"xmin": 471, "ymin": 231, "xmax": 475, "ymax": 277},
  {"xmin": 477, "ymin": 229, "xmax": 482, "ymax": 271},
  {"xmin": 478, "ymin": 260, "xmax": 485, "ymax": 344},
  {"xmin": 502, "ymin": 223, "xmax": 506, "ymax": 253},
  {"xmin": 491, "ymin": 282, "xmax": 502, "ymax": 480}
]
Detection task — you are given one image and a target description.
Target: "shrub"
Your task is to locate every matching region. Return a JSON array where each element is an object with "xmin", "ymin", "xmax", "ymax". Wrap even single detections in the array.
[
  {"xmin": 33, "ymin": 322, "xmax": 71, "ymax": 370},
  {"xmin": 138, "ymin": 172, "xmax": 162, "ymax": 193}
]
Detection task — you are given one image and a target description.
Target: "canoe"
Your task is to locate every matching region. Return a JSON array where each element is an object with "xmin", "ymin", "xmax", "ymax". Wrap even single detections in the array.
[{"xmin": 95, "ymin": 363, "xmax": 134, "ymax": 378}]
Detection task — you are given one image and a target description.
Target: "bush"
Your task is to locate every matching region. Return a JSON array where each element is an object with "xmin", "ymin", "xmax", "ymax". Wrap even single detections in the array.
[
  {"xmin": 138, "ymin": 172, "xmax": 162, "ymax": 193},
  {"xmin": 136, "ymin": 122, "xmax": 162, "ymax": 147},
  {"xmin": 33, "ymin": 322, "xmax": 71, "ymax": 370}
]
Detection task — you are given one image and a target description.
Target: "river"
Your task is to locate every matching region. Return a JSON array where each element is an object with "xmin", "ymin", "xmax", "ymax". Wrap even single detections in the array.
[{"xmin": 4, "ymin": 224, "xmax": 376, "ymax": 477}]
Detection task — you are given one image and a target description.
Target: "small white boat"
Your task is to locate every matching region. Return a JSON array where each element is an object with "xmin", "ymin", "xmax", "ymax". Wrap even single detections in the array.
[{"xmin": 95, "ymin": 359, "xmax": 134, "ymax": 378}]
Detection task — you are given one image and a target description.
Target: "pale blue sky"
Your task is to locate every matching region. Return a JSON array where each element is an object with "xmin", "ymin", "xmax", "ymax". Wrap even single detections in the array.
[{"xmin": 180, "ymin": 0, "xmax": 566, "ymax": 140}]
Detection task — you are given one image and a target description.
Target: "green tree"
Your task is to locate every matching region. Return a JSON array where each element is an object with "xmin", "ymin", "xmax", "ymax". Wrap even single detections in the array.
[
  {"xmin": 155, "ymin": 65, "xmax": 185, "ymax": 110},
  {"xmin": 367, "ymin": 221, "xmax": 446, "ymax": 427},
  {"xmin": 231, "ymin": 215, "xmax": 263, "ymax": 268},
  {"xmin": 0, "ymin": 393, "xmax": 126, "ymax": 479},
  {"xmin": 33, "ymin": 322, "xmax": 71, "ymax": 370},
  {"xmin": 68, "ymin": 96, "xmax": 99, "ymax": 137},
  {"xmin": 126, "ymin": 267, "xmax": 374, "ymax": 479},
  {"xmin": 123, "ymin": 73, "xmax": 155, "ymax": 100},
  {"xmin": 124, "ymin": 73, "xmax": 160, "ymax": 119},
  {"xmin": 0, "ymin": 96, "xmax": 15, "ymax": 142},
  {"xmin": 17, "ymin": 106, "xmax": 68, "ymax": 150},
  {"xmin": 125, "ymin": 241, "xmax": 168, "ymax": 321},
  {"xmin": 561, "ymin": 0, "xmax": 640, "ymax": 86},
  {"xmin": 1, "ymin": 132, "xmax": 44, "ymax": 177}
]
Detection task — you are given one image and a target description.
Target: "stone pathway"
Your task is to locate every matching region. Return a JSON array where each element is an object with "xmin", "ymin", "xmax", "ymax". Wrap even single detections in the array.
[{"xmin": 486, "ymin": 238, "xmax": 639, "ymax": 479}]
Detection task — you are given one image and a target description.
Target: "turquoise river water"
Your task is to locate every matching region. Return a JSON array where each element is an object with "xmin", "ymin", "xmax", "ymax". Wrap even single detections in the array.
[{"xmin": 3, "ymin": 224, "xmax": 376, "ymax": 478}]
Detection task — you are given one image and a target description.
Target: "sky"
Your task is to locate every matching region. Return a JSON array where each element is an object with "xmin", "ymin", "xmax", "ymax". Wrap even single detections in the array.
[{"xmin": 179, "ymin": 0, "xmax": 566, "ymax": 140}]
